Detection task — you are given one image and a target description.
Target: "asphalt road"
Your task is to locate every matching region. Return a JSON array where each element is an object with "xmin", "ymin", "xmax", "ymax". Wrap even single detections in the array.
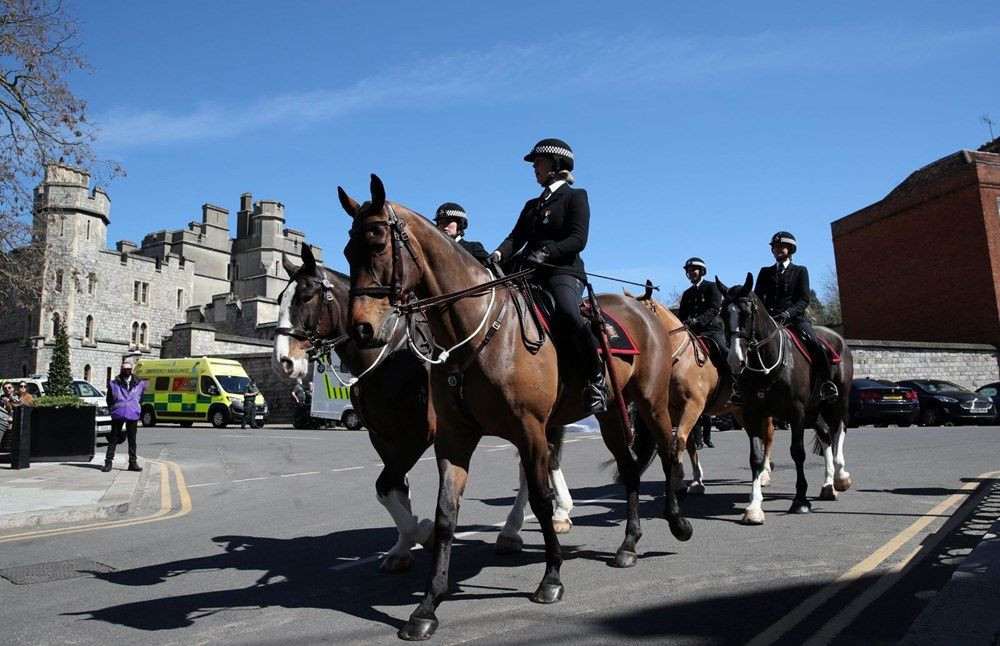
[{"xmin": 1, "ymin": 423, "xmax": 998, "ymax": 645}]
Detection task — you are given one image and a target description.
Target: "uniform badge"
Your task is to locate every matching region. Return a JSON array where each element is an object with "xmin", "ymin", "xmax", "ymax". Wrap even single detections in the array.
[{"xmin": 543, "ymin": 210, "xmax": 551, "ymax": 224}]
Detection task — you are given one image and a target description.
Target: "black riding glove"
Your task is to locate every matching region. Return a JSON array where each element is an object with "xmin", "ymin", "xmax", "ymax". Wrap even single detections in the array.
[
  {"xmin": 524, "ymin": 249, "xmax": 548, "ymax": 267},
  {"xmin": 774, "ymin": 311, "xmax": 789, "ymax": 325}
]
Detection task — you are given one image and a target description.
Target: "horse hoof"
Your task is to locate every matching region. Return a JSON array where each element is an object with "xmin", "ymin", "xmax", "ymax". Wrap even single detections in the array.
[
  {"xmin": 552, "ymin": 517, "xmax": 573, "ymax": 534},
  {"xmin": 494, "ymin": 533, "xmax": 523, "ymax": 554},
  {"xmin": 611, "ymin": 550, "xmax": 638, "ymax": 568},
  {"xmin": 398, "ymin": 616, "xmax": 438, "ymax": 641},
  {"xmin": 788, "ymin": 501, "xmax": 812, "ymax": 514},
  {"xmin": 379, "ymin": 553, "xmax": 414, "ymax": 572},
  {"xmin": 687, "ymin": 482, "xmax": 706, "ymax": 495},
  {"xmin": 760, "ymin": 472, "xmax": 773, "ymax": 488},
  {"xmin": 415, "ymin": 518, "xmax": 436, "ymax": 550},
  {"xmin": 819, "ymin": 485, "xmax": 838, "ymax": 501},
  {"xmin": 834, "ymin": 475, "xmax": 853, "ymax": 492},
  {"xmin": 741, "ymin": 509, "xmax": 765, "ymax": 525},
  {"xmin": 669, "ymin": 517, "xmax": 694, "ymax": 542},
  {"xmin": 530, "ymin": 582, "xmax": 565, "ymax": 604}
]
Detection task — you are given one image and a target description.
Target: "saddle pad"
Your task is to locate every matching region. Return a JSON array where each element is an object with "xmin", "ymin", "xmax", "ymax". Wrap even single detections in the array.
[
  {"xmin": 532, "ymin": 302, "xmax": 640, "ymax": 356},
  {"xmin": 784, "ymin": 328, "xmax": 843, "ymax": 365}
]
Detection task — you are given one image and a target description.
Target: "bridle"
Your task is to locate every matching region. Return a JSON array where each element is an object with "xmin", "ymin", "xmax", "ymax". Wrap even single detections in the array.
[
  {"xmin": 348, "ymin": 202, "xmax": 421, "ymax": 307},
  {"xmin": 727, "ymin": 296, "xmax": 784, "ymax": 375},
  {"xmin": 274, "ymin": 269, "xmax": 349, "ymax": 361}
]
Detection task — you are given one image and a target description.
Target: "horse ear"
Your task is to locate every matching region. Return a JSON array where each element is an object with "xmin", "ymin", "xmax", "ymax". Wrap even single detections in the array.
[
  {"xmin": 301, "ymin": 244, "xmax": 317, "ymax": 271},
  {"xmin": 714, "ymin": 275, "xmax": 728, "ymax": 296},
  {"xmin": 739, "ymin": 272, "xmax": 753, "ymax": 296},
  {"xmin": 369, "ymin": 174, "xmax": 386, "ymax": 213},
  {"xmin": 338, "ymin": 186, "xmax": 359, "ymax": 218},
  {"xmin": 281, "ymin": 252, "xmax": 300, "ymax": 278}
]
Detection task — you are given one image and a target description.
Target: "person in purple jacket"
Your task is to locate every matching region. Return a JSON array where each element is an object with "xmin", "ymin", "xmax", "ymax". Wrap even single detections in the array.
[{"xmin": 102, "ymin": 360, "xmax": 146, "ymax": 473}]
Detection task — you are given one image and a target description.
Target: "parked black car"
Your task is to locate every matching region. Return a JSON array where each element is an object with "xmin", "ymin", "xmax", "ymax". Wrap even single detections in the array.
[
  {"xmin": 974, "ymin": 382, "xmax": 1000, "ymax": 423},
  {"xmin": 847, "ymin": 378, "xmax": 919, "ymax": 428},
  {"xmin": 896, "ymin": 379, "xmax": 995, "ymax": 426}
]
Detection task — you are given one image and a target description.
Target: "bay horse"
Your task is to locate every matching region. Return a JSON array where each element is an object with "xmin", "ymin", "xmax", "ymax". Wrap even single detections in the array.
[
  {"xmin": 716, "ymin": 274, "xmax": 854, "ymax": 524},
  {"xmin": 340, "ymin": 175, "xmax": 690, "ymax": 641},
  {"xmin": 271, "ymin": 245, "xmax": 575, "ymax": 573}
]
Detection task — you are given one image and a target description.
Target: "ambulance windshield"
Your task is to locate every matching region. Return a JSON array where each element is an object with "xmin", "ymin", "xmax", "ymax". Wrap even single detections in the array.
[{"xmin": 216, "ymin": 375, "xmax": 252, "ymax": 395}]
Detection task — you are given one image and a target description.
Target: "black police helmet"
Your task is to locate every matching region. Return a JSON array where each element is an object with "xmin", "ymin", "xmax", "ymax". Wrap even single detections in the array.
[
  {"xmin": 683, "ymin": 257, "xmax": 707, "ymax": 275},
  {"xmin": 770, "ymin": 231, "xmax": 797, "ymax": 254},
  {"xmin": 434, "ymin": 202, "xmax": 468, "ymax": 230},
  {"xmin": 523, "ymin": 138, "xmax": 574, "ymax": 172}
]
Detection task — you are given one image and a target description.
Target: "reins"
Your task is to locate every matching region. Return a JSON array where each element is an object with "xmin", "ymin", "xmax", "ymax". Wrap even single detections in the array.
[{"xmin": 733, "ymin": 298, "xmax": 785, "ymax": 376}]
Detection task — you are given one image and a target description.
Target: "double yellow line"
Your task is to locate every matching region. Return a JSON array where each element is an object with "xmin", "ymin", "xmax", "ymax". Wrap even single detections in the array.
[
  {"xmin": 749, "ymin": 469, "xmax": 1000, "ymax": 646},
  {"xmin": 0, "ymin": 459, "xmax": 192, "ymax": 544}
]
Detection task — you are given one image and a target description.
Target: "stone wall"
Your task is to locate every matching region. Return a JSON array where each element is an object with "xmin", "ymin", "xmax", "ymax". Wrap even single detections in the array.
[
  {"xmin": 225, "ymin": 352, "xmax": 300, "ymax": 424},
  {"xmin": 848, "ymin": 339, "xmax": 1000, "ymax": 389}
]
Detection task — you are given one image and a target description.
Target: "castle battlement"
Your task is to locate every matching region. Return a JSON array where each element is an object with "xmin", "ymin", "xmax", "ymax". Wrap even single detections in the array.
[{"xmin": 34, "ymin": 163, "xmax": 111, "ymax": 223}]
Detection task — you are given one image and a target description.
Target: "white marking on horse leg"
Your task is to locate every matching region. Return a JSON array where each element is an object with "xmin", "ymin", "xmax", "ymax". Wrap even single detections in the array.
[
  {"xmin": 378, "ymin": 489, "xmax": 431, "ymax": 547},
  {"xmin": 834, "ymin": 425, "xmax": 852, "ymax": 491},
  {"xmin": 742, "ymin": 468, "xmax": 766, "ymax": 524},
  {"xmin": 687, "ymin": 446, "xmax": 706, "ymax": 495},
  {"xmin": 822, "ymin": 443, "xmax": 835, "ymax": 488},
  {"xmin": 550, "ymin": 467, "xmax": 573, "ymax": 521},
  {"xmin": 499, "ymin": 461, "xmax": 528, "ymax": 540}
]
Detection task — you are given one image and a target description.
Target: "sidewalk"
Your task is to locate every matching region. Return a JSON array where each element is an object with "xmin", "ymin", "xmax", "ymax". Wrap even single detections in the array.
[{"xmin": 0, "ymin": 454, "xmax": 147, "ymax": 531}]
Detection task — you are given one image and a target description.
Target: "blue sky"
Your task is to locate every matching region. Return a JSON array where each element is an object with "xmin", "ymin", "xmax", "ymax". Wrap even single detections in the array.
[{"xmin": 69, "ymin": 2, "xmax": 1000, "ymax": 301}]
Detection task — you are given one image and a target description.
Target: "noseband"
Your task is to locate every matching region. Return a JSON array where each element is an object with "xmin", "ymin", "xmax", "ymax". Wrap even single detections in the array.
[
  {"xmin": 348, "ymin": 202, "xmax": 420, "ymax": 307},
  {"xmin": 728, "ymin": 297, "xmax": 784, "ymax": 375},
  {"xmin": 274, "ymin": 270, "xmax": 349, "ymax": 360}
]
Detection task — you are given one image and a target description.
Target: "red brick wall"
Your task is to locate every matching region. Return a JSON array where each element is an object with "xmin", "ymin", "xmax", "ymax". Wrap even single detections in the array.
[{"xmin": 832, "ymin": 156, "xmax": 1000, "ymax": 344}]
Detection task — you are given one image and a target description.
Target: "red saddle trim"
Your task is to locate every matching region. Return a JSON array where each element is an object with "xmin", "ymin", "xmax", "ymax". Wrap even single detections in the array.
[
  {"xmin": 533, "ymin": 302, "xmax": 640, "ymax": 356},
  {"xmin": 783, "ymin": 328, "xmax": 843, "ymax": 365}
]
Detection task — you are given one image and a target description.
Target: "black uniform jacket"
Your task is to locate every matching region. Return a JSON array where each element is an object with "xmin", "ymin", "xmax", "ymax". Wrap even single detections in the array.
[
  {"xmin": 495, "ymin": 183, "xmax": 589, "ymax": 278},
  {"xmin": 754, "ymin": 262, "xmax": 811, "ymax": 323},
  {"xmin": 678, "ymin": 280, "xmax": 723, "ymax": 334},
  {"xmin": 457, "ymin": 238, "xmax": 490, "ymax": 265}
]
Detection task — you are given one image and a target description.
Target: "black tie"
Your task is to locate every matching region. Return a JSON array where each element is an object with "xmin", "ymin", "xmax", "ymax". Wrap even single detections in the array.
[{"xmin": 540, "ymin": 187, "xmax": 551, "ymax": 202}]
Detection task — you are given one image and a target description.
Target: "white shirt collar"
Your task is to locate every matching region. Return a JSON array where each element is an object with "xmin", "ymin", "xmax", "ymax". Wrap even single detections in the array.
[
  {"xmin": 543, "ymin": 180, "xmax": 566, "ymax": 197},
  {"xmin": 454, "ymin": 234, "xmax": 463, "ymax": 242},
  {"xmin": 777, "ymin": 259, "xmax": 791, "ymax": 270},
  {"xmin": 692, "ymin": 278, "xmax": 704, "ymax": 287}
]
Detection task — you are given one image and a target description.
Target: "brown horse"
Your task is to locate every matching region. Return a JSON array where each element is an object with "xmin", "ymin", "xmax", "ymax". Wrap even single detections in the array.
[
  {"xmin": 339, "ymin": 175, "xmax": 690, "ymax": 641},
  {"xmin": 272, "ymin": 245, "xmax": 576, "ymax": 571},
  {"xmin": 717, "ymin": 274, "xmax": 854, "ymax": 523}
]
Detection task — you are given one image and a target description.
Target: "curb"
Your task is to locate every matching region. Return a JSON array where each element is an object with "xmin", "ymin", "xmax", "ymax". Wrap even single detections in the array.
[{"xmin": 0, "ymin": 459, "xmax": 149, "ymax": 531}]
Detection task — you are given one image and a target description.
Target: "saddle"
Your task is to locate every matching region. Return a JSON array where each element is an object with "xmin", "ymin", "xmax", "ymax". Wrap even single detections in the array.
[
  {"xmin": 521, "ymin": 283, "xmax": 640, "ymax": 357},
  {"xmin": 784, "ymin": 327, "xmax": 843, "ymax": 365}
]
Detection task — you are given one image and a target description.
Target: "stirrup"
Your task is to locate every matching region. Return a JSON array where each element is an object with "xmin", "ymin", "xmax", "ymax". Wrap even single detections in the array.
[
  {"xmin": 584, "ymin": 375, "xmax": 608, "ymax": 414},
  {"xmin": 819, "ymin": 381, "xmax": 839, "ymax": 401}
]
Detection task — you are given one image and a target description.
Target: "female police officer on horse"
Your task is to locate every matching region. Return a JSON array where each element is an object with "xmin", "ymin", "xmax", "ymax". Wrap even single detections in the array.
[{"xmin": 491, "ymin": 138, "xmax": 607, "ymax": 414}]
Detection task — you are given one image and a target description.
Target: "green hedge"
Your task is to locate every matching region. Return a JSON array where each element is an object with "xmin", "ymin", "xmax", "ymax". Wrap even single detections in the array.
[{"xmin": 27, "ymin": 395, "xmax": 92, "ymax": 408}]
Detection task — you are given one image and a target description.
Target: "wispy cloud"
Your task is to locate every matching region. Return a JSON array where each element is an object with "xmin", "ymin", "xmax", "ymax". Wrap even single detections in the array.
[{"xmin": 95, "ymin": 25, "xmax": 999, "ymax": 148}]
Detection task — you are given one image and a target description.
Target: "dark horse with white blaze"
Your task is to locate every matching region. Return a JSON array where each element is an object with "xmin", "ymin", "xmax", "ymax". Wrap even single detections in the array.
[
  {"xmin": 271, "ymin": 247, "xmax": 575, "ymax": 572},
  {"xmin": 717, "ymin": 274, "xmax": 854, "ymax": 524},
  {"xmin": 339, "ymin": 175, "xmax": 691, "ymax": 641}
]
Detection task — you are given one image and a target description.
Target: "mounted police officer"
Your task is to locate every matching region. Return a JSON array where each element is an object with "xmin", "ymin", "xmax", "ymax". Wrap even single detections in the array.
[
  {"xmin": 491, "ymin": 138, "xmax": 607, "ymax": 413},
  {"xmin": 754, "ymin": 231, "xmax": 838, "ymax": 401},
  {"xmin": 678, "ymin": 257, "xmax": 727, "ymax": 447},
  {"xmin": 434, "ymin": 202, "xmax": 490, "ymax": 265}
]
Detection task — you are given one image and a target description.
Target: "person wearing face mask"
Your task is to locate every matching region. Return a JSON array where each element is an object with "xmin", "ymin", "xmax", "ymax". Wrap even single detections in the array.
[
  {"xmin": 678, "ymin": 257, "xmax": 727, "ymax": 447},
  {"xmin": 492, "ymin": 138, "xmax": 607, "ymax": 414},
  {"xmin": 434, "ymin": 202, "xmax": 491, "ymax": 265},
  {"xmin": 102, "ymin": 360, "xmax": 146, "ymax": 473},
  {"xmin": 754, "ymin": 231, "xmax": 837, "ymax": 402}
]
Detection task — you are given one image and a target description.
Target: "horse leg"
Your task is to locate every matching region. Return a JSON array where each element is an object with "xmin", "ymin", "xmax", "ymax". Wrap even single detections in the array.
[
  {"xmin": 398, "ymin": 429, "xmax": 479, "ymax": 641},
  {"xmin": 549, "ymin": 425, "xmax": 574, "ymax": 534},
  {"xmin": 686, "ymin": 435, "xmax": 706, "ymax": 495},
  {"xmin": 646, "ymin": 406, "xmax": 694, "ymax": 542},
  {"xmin": 816, "ymin": 417, "xmax": 837, "ymax": 502},
  {"xmin": 833, "ymin": 423, "xmax": 852, "ymax": 492},
  {"xmin": 518, "ymin": 429, "xmax": 565, "ymax": 604},
  {"xmin": 788, "ymin": 422, "xmax": 812, "ymax": 514},
  {"xmin": 741, "ymin": 414, "xmax": 768, "ymax": 525},
  {"xmin": 671, "ymin": 404, "xmax": 701, "ymax": 498},
  {"xmin": 496, "ymin": 461, "xmax": 528, "ymax": 554},
  {"xmin": 761, "ymin": 417, "xmax": 775, "ymax": 487},
  {"xmin": 598, "ymin": 410, "xmax": 644, "ymax": 568},
  {"xmin": 372, "ymin": 436, "xmax": 434, "ymax": 572}
]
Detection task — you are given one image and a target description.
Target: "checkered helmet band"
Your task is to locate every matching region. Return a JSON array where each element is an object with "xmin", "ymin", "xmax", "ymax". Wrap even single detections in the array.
[{"xmin": 531, "ymin": 144, "xmax": 574, "ymax": 160}]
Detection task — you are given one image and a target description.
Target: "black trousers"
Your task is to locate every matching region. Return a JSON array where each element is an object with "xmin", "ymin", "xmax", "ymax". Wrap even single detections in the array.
[
  {"xmin": 242, "ymin": 402, "xmax": 258, "ymax": 428},
  {"xmin": 105, "ymin": 419, "xmax": 138, "ymax": 463},
  {"xmin": 787, "ymin": 319, "xmax": 831, "ymax": 381},
  {"xmin": 545, "ymin": 273, "xmax": 602, "ymax": 377}
]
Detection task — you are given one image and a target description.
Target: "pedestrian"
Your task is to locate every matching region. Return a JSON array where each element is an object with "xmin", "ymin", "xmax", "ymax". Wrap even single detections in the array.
[
  {"xmin": 291, "ymin": 378, "xmax": 306, "ymax": 405},
  {"xmin": 241, "ymin": 382, "xmax": 259, "ymax": 429},
  {"xmin": 1, "ymin": 382, "xmax": 17, "ymax": 413},
  {"xmin": 102, "ymin": 360, "xmax": 145, "ymax": 473},
  {"xmin": 16, "ymin": 382, "xmax": 34, "ymax": 405},
  {"xmin": 304, "ymin": 380, "xmax": 313, "ymax": 405}
]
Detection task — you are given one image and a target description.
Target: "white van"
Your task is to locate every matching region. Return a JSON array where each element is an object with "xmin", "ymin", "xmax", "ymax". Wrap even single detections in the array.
[
  {"xmin": 310, "ymin": 355, "xmax": 362, "ymax": 430},
  {"xmin": 0, "ymin": 376, "xmax": 112, "ymax": 437}
]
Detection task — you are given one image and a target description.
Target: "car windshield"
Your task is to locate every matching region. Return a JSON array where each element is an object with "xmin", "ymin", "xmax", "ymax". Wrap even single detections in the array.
[
  {"xmin": 74, "ymin": 382, "xmax": 103, "ymax": 398},
  {"xmin": 216, "ymin": 375, "xmax": 252, "ymax": 395},
  {"xmin": 916, "ymin": 381, "xmax": 969, "ymax": 393}
]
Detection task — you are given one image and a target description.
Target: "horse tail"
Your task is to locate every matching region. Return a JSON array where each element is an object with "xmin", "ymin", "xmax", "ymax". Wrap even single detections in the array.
[
  {"xmin": 811, "ymin": 430, "xmax": 828, "ymax": 456},
  {"xmin": 601, "ymin": 412, "xmax": 658, "ymax": 483},
  {"xmin": 546, "ymin": 425, "xmax": 566, "ymax": 470}
]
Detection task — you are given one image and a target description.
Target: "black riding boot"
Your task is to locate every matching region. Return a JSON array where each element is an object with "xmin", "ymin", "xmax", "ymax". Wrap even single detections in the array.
[
  {"xmin": 811, "ymin": 346, "xmax": 838, "ymax": 401},
  {"xmin": 693, "ymin": 418, "xmax": 705, "ymax": 449},
  {"xmin": 702, "ymin": 416, "xmax": 714, "ymax": 448},
  {"xmin": 576, "ymin": 326, "xmax": 607, "ymax": 414}
]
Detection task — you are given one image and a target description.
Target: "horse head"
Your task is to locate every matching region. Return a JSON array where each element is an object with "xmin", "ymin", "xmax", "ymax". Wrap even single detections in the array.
[
  {"xmin": 716, "ymin": 273, "xmax": 754, "ymax": 374},
  {"xmin": 339, "ymin": 174, "xmax": 426, "ymax": 349},
  {"xmin": 272, "ymin": 243, "xmax": 347, "ymax": 379}
]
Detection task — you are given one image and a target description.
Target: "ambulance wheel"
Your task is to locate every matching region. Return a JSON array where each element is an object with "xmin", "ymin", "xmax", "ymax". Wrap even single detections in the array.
[
  {"xmin": 341, "ymin": 410, "xmax": 362, "ymax": 431},
  {"xmin": 141, "ymin": 407, "xmax": 157, "ymax": 428},
  {"xmin": 209, "ymin": 405, "xmax": 229, "ymax": 429},
  {"xmin": 179, "ymin": 421, "xmax": 194, "ymax": 428}
]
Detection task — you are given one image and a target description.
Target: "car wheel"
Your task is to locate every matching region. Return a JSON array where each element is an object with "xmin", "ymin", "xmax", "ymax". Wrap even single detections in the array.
[
  {"xmin": 209, "ymin": 406, "xmax": 229, "ymax": 429},
  {"xmin": 898, "ymin": 422, "xmax": 912, "ymax": 428},
  {"xmin": 920, "ymin": 407, "xmax": 940, "ymax": 427},
  {"xmin": 179, "ymin": 421, "xmax": 194, "ymax": 428},
  {"xmin": 141, "ymin": 407, "xmax": 157, "ymax": 428},
  {"xmin": 341, "ymin": 409, "xmax": 362, "ymax": 431}
]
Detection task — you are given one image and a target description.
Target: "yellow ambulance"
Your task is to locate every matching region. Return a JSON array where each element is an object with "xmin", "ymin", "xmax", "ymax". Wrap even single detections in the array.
[{"xmin": 134, "ymin": 357, "xmax": 269, "ymax": 428}]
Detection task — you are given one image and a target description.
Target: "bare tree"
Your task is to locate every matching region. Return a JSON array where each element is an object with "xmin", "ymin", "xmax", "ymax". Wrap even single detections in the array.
[
  {"xmin": 821, "ymin": 265, "xmax": 842, "ymax": 325},
  {"xmin": 0, "ymin": 0, "xmax": 120, "ymax": 306}
]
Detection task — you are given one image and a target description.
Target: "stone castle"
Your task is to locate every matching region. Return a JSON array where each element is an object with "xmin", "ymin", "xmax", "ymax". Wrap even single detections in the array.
[{"xmin": 0, "ymin": 164, "xmax": 322, "ymax": 388}]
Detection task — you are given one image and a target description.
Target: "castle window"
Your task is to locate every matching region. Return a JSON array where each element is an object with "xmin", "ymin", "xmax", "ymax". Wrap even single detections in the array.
[
  {"xmin": 59, "ymin": 216, "xmax": 65, "ymax": 236},
  {"xmin": 52, "ymin": 312, "xmax": 61, "ymax": 337},
  {"xmin": 85, "ymin": 315, "xmax": 95, "ymax": 343},
  {"xmin": 139, "ymin": 322, "xmax": 148, "ymax": 346},
  {"xmin": 88, "ymin": 273, "xmax": 96, "ymax": 295},
  {"xmin": 177, "ymin": 289, "xmax": 184, "ymax": 310},
  {"xmin": 86, "ymin": 220, "xmax": 91, "ymax": 240},
  {"xmin": 226, "ymin": 263, "xmax": 232, "ymax": 281},
  {"xmin": 131, "ymin": 321, "xmax": 139, "ymax": 345},
  {"xmin": 84, "ymin": 364, "xmax": 92, "ymax": 382},
  {"xmin": 155, "ymin": 257, "xmax": 162, "ymax": 272},
  {"xmin": 134, "ymin": 281, "xmax": 149, "ymax": 305},
  {"xmin": 55, "ymin": 269, "xmax": 63, "ymax": 292}
]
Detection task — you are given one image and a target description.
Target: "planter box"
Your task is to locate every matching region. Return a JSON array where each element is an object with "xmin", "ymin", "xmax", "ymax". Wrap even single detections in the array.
[{"xmin": 11, "ymin": 406, "xmax": 96, "ymax": 466}]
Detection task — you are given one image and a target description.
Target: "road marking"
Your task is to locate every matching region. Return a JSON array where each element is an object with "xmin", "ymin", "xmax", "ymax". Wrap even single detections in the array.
[
  {"xmin": 232, "ymin": 476, "xmax": 270, "ymax": 482},
  {"xmin": 280, "ymin": 471, "xmax": 321, "ymax": 478},
  {"xmin": 418, "ymin": 456, "xmax": 435, "ymax": 462},
  {"xmin": 331, "ymin": 466, "xmax": 365, "ymax": 472},
  {"xmin": 220, "ymin": 435, "xmax": 326, "ymax": 440},
  {"xmin": 484, "ymin": 447, "xmax": 512, "ymax": 452},
  {"xmin": 748, "ymin": 469, "xmax": 1000, "ymax": 646},
  {"xmin": 0, "ymin": 459, "xmax": 192, "ymax": 543},
  {"xmin": 187, "ymin": 482, "xmax": 219, "ymax": 488}
]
